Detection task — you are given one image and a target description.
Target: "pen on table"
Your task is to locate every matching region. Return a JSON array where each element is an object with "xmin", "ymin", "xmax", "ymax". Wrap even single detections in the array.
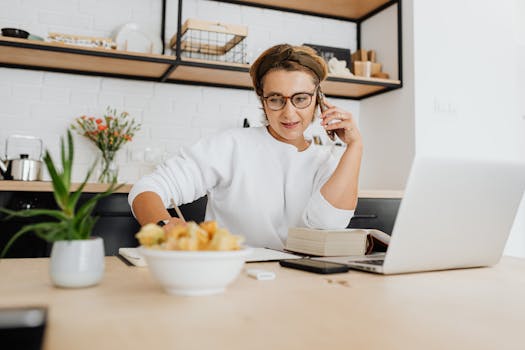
[{"xmin": 170, "ymin": 198, "xmax": 186, "ymax": 222}]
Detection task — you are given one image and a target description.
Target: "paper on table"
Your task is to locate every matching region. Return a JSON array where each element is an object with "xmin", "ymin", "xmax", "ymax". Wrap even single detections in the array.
[
  {"xmin": 118, "ymin": 247, "xmax": 302, "ymax": 266},
  {"xmin": 245, "ymin": 248, "xmax": 302, "ymax": 262},
  {"xmin": 118, "ymin": 247, "xmax": 147, "ymax": 267}
]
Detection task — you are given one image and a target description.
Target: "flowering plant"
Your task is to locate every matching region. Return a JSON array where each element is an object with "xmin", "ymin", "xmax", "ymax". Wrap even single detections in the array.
[{"xmin": 71, "ymin": 106, "xmax": 141, "ymax": 183}]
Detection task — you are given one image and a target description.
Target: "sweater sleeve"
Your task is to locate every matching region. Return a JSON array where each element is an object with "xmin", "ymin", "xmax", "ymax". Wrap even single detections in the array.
[
  {"xmin": 128, "ymin": 131, "xmax": 234, "ymax": 211},
  {"xmin": 302, "ymin": 152, "xmax": 355, "ymax": 229}
]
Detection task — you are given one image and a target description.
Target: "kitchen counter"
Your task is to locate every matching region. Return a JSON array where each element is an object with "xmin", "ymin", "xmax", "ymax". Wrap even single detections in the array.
[
  {"xmin": 0, "ymin": 180, "xmax": 401, "ymax": 198},
  {"xmin": 1, "ymin": 256, "xmax": 524, "ymax": 350},
  {"xmin": 0, "ymin": 180, "xmax": 132, "ymax": 193}
]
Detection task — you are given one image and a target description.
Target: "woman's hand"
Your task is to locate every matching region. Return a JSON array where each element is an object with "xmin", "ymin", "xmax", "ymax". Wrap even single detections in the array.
[
  {"xmin": 320, "ymin": 99, "xmax": 362, "ymax": 146},
  {"xmin": 162, "ymin": 217, "xmax": 186, "ymax": 233}
]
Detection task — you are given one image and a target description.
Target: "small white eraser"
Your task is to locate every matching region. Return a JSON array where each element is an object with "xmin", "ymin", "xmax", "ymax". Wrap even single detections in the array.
[{"xmin": 246, "ymin": 268, "xmax": 276, "ymax": 280}]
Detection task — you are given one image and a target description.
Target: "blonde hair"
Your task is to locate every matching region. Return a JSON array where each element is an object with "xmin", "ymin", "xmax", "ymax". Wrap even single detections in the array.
[{"xmin": 249, "ymin": 44, "xmax": 328, "ymax": 97}]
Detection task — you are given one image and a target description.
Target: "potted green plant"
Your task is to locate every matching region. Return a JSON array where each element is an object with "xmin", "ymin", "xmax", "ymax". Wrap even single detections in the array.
[{"xmin": 1, "ymin": 130, "xmax": 120, "ymax": 288}]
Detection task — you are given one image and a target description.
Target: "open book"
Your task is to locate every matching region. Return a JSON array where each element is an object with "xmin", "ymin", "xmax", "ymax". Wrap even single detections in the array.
[{"xmin": 285, "ymin": 227, "xmax": 391, "ymax": 257}]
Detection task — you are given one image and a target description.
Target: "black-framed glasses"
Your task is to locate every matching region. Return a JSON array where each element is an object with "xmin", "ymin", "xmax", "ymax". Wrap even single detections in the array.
[{"xmin": 262, "ymin": 91, "xmax": 315, "ymax": 111}]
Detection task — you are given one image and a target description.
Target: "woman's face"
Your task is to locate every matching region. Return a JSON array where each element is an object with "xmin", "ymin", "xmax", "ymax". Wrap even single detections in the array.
[{"xmin": 261, "ymin": 69, "xmax": 317, "ymax": 148}]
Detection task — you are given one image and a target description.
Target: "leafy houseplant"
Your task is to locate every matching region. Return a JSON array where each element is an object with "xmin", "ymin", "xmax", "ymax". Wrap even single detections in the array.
[
  {"xmin": 1, "ymin": 131, "xmax": 120, "ymax": 287},
  {"xmin": 71, "ymin": 106, "xmax": 141, "ymax": 183}
]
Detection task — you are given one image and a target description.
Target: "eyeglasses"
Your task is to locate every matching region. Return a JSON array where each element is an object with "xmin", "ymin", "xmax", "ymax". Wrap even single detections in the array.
[{"xmin": 262, "ymin": 91, "xmax": 315, "ymax": 111}]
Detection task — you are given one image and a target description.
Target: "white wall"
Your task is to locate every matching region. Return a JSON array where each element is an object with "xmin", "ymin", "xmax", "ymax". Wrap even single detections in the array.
[
  {"xmin": 505, "ymin": 1, "xmax": 525, "ymax": 257},
  {"xmin": 413, "ymin": 0, "xmax": 521, "ymax": 160},
  {"xmin": 0, "ymin": 0, "xmax": 361, "ymax": 183},
  {"xmin": 412, "ymin": 0, "xmax": 525, "ymax": 256},
  {"xmin": 359, "ymin": 1, "xmax": 415, "ymax": 190}
]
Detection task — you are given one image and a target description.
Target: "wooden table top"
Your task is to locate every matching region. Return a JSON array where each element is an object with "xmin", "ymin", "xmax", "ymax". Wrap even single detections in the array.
[{"xmin": 1, "ymin": 256, "xmax": 524, "ymax": 349}]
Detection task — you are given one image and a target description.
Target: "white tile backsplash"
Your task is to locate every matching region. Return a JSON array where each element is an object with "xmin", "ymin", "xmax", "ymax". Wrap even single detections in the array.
[
  {"xmin": 12, "ymin": 85, "xmax": 41, "ymax": 100},
  {"xmin": 41, "ymin": 87, "xmax": 71, "ymax": 104},
  {"xmin": 70, "ymin": 90, "xmax": 99, "ymax": 106},
  {"xmin": 43, "ymin": 72, "xmax": 101, "ymax": 89}
]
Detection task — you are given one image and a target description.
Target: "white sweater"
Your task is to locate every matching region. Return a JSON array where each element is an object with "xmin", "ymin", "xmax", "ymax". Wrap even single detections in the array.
[{"xmin": 128, "ymin": 127, "xmax": 354, "ymax": 249}]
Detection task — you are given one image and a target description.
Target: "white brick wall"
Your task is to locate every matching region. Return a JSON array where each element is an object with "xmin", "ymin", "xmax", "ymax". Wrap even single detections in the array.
[{"xmin": 1, "ymin": 0, "xmax": 360, "ymax": 184}]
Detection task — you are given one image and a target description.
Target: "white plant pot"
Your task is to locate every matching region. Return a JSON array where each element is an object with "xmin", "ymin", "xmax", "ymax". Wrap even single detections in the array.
[{"xmin": 50, "ymin": 237, "xmax": 105, "ymax": 288}]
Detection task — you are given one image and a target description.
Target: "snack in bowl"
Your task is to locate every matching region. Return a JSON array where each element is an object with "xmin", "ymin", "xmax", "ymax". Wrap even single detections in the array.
[
  {"xmin": 135, "ymin": 220, "xmax": 243, "ymax": 251},
  {"xmin": 136, "ymin": 221, "xmax": 251, "ymax": 296}
]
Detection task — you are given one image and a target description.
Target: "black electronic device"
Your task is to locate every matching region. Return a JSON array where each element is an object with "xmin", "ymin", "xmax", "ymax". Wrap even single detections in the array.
[
  {"xmin": 316, "ymin": 89, "xmax": 335, "ymax": 141},
  {"xmin": 0, "ymin": 306, "xmax": 47, "ymax": 350},
  {"xmin": 279, "ymin": 258, "xmax": 349, "ymax": 274}
]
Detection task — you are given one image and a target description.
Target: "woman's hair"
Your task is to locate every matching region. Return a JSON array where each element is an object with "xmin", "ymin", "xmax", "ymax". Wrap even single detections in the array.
[{"xmin": 249, "ymin": 44, "xmax": 328, "ymax": 97}]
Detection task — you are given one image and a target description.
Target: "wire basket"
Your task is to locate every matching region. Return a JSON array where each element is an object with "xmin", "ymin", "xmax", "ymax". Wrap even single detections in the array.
[{"xmin": 170, "ymin": 19, "xmax": 248, "ymax": 65}]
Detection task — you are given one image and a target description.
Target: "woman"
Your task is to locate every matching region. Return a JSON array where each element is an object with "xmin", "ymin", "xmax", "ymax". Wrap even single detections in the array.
[{"xmin": 128, "ymin": 44, "xmax": 362, "ymax": 249}]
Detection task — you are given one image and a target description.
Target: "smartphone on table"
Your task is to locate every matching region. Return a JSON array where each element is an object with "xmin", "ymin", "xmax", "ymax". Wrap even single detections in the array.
[{"xmin": 279, "ymin": 258, "xmax": 349, "ymax": 274}]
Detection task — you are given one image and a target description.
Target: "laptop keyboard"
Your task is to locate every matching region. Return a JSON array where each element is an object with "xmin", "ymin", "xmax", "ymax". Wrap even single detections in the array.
[{"xmin": 353, "ymin": 259, "xmax": 384, "ymax": 266}]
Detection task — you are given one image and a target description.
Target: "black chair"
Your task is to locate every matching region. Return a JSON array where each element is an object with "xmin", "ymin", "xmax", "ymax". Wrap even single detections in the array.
[{"xmin": 347, "ymin": 197, "xmax": 401, "ymax": 235}]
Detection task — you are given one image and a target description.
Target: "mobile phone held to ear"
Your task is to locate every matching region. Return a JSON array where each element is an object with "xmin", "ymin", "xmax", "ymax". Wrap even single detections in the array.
[
  {"xmin": 279, "ymin": 258, "xmax": 349, "ymax": 274},
  {"xmin": 316, "ymin": 89, "xmax": 335, "ymax": 141}
]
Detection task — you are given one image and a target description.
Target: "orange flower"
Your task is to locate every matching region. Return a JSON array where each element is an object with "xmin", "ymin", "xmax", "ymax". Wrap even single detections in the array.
[{"xmin": 72, "ymin": 107, "xmax": 140, "ymax": 164}]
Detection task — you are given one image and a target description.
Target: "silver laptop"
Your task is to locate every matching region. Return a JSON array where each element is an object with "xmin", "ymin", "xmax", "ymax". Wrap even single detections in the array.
[{"xmin": 346, "ymin": 155, "xmax": 525, "ymax": 274}]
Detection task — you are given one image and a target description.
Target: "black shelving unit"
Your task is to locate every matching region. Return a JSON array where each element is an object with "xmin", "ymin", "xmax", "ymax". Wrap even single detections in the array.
[{"xmin": 0, "ymin": 0, "xmax": 402, "ymax": 100}]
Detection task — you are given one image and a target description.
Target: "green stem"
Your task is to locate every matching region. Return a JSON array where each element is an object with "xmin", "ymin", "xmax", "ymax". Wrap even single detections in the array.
[{"xmin": 98, "ymin": 151, "xmax": 117, "ymax": 183}]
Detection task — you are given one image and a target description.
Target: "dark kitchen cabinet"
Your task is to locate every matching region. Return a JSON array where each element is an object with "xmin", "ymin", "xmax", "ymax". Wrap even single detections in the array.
[
  {"xmin": 0, "ymin": 191, "xmax": 140, "ymax": 258},
  {"xmin": 0, "ymin": 190, "xmax": 208, "ymax": 258},
  {"xmin": 0, "ymin": 187, "xmax": 399, "ymax": 258}
]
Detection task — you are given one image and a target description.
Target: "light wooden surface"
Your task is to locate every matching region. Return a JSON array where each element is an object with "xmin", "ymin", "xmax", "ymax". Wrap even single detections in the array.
[
  {"xmin": 358, "ymin": 189, "xmax": 404, "ymax": 198},
  {"xmin": 1, "ymin": 257, "xmax": 524, "ymax": 350},
  {"xmin": 0, "ymin": 181, "xmax": 132, "ymax": 193},
  {"xmin": 321, "ymin": 77, "xmax": 400, "ymax": 98},
  {"xmin": 0, "ymin": 37, "xmax": 173, "ymax": 78},
  {"xmin": 0, "ymin": 37, "xmax": 400, "ymax": 99},
  {"xmin": 235, "ymin": 0, "xmax": 394, "ymax": 19},
  {"xmin": 167, "ymin": 60, "xmax": 252, "ymax": 87},
  {"xmin": 0, "ymin": 36, "xmax": 171, "ymax": 60},
  {"xmin": 168, "ymin": 61, "xmax": 401, "ymax": 98},
  {"xmin": 0, "ymin": 181, "xmax": 402, "ymax": 198}
]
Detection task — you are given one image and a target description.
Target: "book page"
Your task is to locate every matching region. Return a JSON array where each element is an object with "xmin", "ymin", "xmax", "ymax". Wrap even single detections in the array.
[{"xmin": 246, "ymin": 248, "xmax": 302, "ymax": 262}]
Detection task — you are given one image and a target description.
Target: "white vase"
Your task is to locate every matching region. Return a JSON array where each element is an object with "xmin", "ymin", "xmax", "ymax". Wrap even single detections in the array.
[{"xmin": 50, "ymin": 237, "xmax": 105, "ymax": 288}]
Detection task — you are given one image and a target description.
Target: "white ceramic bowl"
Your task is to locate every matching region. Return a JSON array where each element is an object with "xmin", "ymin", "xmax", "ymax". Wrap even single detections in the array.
[{"xmin": 138, "ymin": 246, "xmax": 252, "ymax": 296}]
